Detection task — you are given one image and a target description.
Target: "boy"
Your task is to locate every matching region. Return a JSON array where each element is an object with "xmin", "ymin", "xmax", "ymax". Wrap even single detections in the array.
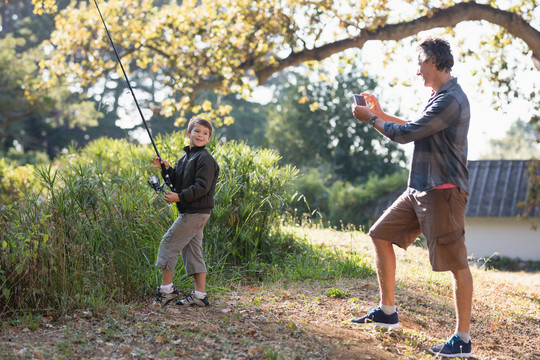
[{"xmin": 150, "ymin": 116, "xmax": 219, "ymax": 307}]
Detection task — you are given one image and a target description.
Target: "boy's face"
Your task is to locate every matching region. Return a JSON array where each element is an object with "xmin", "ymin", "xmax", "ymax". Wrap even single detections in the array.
[{"xmin": 187, "ymin": 123, "xmax": 211, "ymax": 148}]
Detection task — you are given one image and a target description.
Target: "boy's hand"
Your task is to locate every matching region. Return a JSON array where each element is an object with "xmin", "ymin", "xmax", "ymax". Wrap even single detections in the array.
[
  {"xmin": 163, "ymin": 190, "xmax": 179, "ymax": 203},
  {"xmin": 151, "ymin": 157, "xmax": 170, "ymax": 169}
]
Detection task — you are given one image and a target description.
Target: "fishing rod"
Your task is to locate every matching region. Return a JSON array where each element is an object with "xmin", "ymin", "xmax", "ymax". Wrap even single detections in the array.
[{"xmin": 93, "ymin": 0, "xmax": 175, "ymax": 193}]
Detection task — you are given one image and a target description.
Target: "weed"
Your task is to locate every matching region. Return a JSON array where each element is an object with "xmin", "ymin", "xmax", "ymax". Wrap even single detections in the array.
[
  {"xmin": 263, "ymin": 346, "xmax": 281, "ymax": 360},
  {"xmin": 252, "ymin": 296, "xmax": 261, "ymax": 306},
  {"xmin": 55, "ymin": 340, "xmax": 72, "ymax": 356},
  {"xmin": 324, "ymin": 287, "xmax": 350, "ymax": 299}
]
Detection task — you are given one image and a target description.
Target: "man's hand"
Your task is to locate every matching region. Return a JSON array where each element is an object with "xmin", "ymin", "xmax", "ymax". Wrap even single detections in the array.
[
  {"xmin": 163, "ymin": 190, "xmax": 179, "ymax": 203},
  {"xmin": 352, "ymin": 104, "xmax": 374, "ymax": 123},
  {"xmin": 352, "ymin": 92, "xmax": 385, "ymax": 122},
  {"xmin": 151, "ymin": 157, "xmax": 170, "ymax": 169},
  {"xmin": 361, "ymin": 93, "xmax": 384, "ymax": 117}
]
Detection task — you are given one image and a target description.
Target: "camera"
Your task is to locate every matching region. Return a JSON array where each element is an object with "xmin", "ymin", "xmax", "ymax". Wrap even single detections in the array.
[
  {"xmin": 353, "ymin": 94, "xmax": 366, "ymax": 106},
  {"xmin": 147, "ymin": 174, "xmax": 166, "ymax": 194}
]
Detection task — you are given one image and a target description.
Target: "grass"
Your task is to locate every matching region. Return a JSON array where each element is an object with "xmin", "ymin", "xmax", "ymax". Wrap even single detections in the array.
[{"xmin": 1, "ymin": 226, "xmax": 539, "ymax": 359}]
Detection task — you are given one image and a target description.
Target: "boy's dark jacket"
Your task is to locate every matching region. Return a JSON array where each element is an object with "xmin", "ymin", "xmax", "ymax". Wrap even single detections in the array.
[{"xmin": 164, "ymin": 145, "xmax": 219, "ymax": 214}]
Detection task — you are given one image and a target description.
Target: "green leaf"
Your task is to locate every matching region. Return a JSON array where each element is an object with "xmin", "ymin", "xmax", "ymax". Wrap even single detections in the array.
[{"xmin": 2, "ymin": 287, "xmax": 11, "ymax": 300}]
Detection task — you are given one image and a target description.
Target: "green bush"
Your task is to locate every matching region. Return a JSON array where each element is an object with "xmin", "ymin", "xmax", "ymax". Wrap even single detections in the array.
[
  {"xmin": 327, "ymin": 171, "xmax": 407, "ymax": 228},
  {"xmin": 290, "ymin": 168, "xmax": 407, "ymax": 229},
  {"xmin": 3, "ymin": 148, "xmax": 50, "ymax": 166},
  {"xmin": 289, "ymin": 167, "xmax": 331, "ymax": 221},
  {"xmin": 0, "ymin": 158, "xmax": 41, "ymax": 205},
  {"xmin": 208, "ymin": 141, "xmax": 298, "ymax": 268},
  {"xmin": 0, "ymin": 133, "xmax": 297, "ymax": 315}
]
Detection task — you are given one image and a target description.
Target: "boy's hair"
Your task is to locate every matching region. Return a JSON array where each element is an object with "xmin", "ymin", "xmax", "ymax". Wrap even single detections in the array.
[
  {"xmin": 187, "ymin": 116, "xmax": 213, "ymax": 137},
  {"xmin": 417, "ymin": 36, "xmax": 454, "ymax": 73}
]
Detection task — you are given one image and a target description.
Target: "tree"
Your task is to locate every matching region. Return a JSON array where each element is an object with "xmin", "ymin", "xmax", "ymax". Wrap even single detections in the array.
[
  {"xmin": 263, "ymin": 66, "xmax": 406, "ymax": 183},
  {"xmin": 31, "ymin": 0, "xmax": 539, "ymax": 127},
  {"xmin": 0, "ymin": 0, "xmax": 63, "ymax": 42},
  {"xmin": 0, "ymin": 1, "xmax": 120, "ymax": 159},
  {"xmin": 0, "ymin": 35, "xmax": 104, "ymax": 158},
  {"xmin": 480, "ymin": 119, "xmax": 540, "ymax": 160}
]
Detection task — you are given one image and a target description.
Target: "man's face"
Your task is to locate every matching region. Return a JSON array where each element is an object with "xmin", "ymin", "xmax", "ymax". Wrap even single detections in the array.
[
  {"xmin": 187, "ymin": 124, "xmax": 211, "ymax": 148},
  {"xmin": 417, "ymin": 58, "xmax": 437, "ymax": 88}
]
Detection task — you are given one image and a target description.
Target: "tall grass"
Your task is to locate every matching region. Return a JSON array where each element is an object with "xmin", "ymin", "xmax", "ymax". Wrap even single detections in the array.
[
  {"xmin": 1, "ymin": 133, "xmax": 376, "ymax": 318},
  {"xmin": 1, "ymin": 140, "xmax": 167, "ymax": 316},
  {"xmin": 208, "ymin": 141, "xmax": 298, "ymax": 266},
  {"xmin": 0, "ymin": 133, "xmax": 301, "ymax": 316}
]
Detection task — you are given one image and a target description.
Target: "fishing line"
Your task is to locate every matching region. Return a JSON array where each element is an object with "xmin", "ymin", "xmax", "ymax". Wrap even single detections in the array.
[{"xmin": 93, "ymin": 0, "xmax": 175, "ymax": 193}]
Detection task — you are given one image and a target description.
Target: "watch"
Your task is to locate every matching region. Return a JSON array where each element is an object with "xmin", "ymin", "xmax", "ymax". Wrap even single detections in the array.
[{"xmin": 368, "ymin": 115, "xmax": 378, "ymax": 126}]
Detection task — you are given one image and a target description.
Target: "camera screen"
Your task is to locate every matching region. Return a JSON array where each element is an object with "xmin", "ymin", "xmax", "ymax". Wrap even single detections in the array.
[{"xmin": 353, "ymin": 94, "xmax": 366, "ymax": 106}]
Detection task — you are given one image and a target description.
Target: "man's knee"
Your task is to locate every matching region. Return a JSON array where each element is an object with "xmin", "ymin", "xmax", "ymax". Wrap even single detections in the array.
[
  {"xmin": 371, "ymin": 237, "xmax": 394, "ymax": 252},
  {"xmin": 451, "ymin": 267, "xmax": 473, "ymax": 292},
  {"xmin": 451, "ymin": 267, "xmax": 472, "ymax": 279}
]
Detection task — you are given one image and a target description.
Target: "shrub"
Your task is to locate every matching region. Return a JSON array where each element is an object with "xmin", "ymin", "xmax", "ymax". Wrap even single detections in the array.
[
  {"xmin": 289, "ymin": 168, "xmax": 407, "ymax": 229},
  {"xmin": 327, "ymin": 172, "xmax": 407, "ymax": 229},
  {"xmin": 0, "ymin": 158, "xmax": 41, "ymax": 205},
  {"xmin": 289, "ymin": 167, "xmax": 331, "ymax": 222},
  {"xmin": 207, "ymin": 141, "xmax": 298, "ymax": 268},
  {"xmin": 0, "ymin": 133, "xmax": 297, "ymax": 315}
]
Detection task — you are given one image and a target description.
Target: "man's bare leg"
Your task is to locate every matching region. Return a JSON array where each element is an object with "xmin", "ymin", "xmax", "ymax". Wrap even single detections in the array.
[
  {"xmin": 452, "ymin": 267, "xmax": 473, "ymax": 335},
  {"xmin": 372, "ymin": 237, "xmax": 396, "ymax": 306},
  {"xmin": 350, "ymin": 237, "xmax": 399, "ymax": 328}
]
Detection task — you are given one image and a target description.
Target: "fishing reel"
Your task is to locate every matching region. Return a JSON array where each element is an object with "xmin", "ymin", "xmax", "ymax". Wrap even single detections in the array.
[
  {"xmin": 147, "ymin": 173, "xmax": 176, "ymax": 194},
  {"xmin": 147, "ymin": 174, "xmax": 167, "ymax": 194}
]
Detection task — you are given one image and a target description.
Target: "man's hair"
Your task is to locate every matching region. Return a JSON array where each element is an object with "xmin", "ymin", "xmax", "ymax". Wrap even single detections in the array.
[
  {"xmin": 417, "ymin": 37, "xmax": 454, "ymax": 73},
  {"xmin": 187, "ymin": 116, "xmax": 213, "ymax": 137}
]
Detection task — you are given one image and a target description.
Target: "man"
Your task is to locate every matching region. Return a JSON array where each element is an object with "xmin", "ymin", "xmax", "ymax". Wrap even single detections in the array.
[{"xmin": 351, "ymin": 36, "xmax": 473, "ymax": 358}]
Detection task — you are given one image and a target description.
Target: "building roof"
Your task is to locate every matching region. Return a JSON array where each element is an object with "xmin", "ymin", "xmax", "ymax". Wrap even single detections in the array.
[
  {"xmin": 466, "ymin": 160, "xmax": 538, "ymax": 217},
  {"xmin": 371, "ymin": 160, "xmax": 539, "ymax": 219}
]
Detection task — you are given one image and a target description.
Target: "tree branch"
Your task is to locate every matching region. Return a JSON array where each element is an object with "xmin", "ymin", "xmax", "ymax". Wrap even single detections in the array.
[
  {"xmin": 0, "ymin": 112, "xmax": 32, "ymax": 129},
  {"xmin": 254, "ymin": 2, "xmax": 540, "ymax": 84},
  {"xmin": 98, "ymin": 2, "xmax": 540, "ymax": 99}
]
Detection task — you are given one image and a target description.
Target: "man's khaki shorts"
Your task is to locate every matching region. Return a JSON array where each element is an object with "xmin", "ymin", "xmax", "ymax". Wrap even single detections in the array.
[{"xmin": 368, "ymin": 188, "xmax": 469, "ymax": 271}]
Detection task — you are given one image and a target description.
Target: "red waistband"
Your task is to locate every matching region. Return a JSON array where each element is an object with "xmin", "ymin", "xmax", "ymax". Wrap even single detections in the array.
[{"xmin": 434, "ymin": 183, "xmax": 457, "ymax": 189}]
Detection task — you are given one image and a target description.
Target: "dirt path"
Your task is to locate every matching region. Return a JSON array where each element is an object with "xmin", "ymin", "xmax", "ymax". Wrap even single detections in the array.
[
  {"xmin": 0, "ymin": 283, "xmax": 394, "ymax": 359},
  {"xmin": 2, "ymin": 228, "xmax": 539, "ymax": 359}
]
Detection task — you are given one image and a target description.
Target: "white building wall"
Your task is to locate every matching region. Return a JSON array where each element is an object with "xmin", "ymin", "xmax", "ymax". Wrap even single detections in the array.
[{"xmin": 465, "ymin": 217, "xmax": 540, "ymax": 261}]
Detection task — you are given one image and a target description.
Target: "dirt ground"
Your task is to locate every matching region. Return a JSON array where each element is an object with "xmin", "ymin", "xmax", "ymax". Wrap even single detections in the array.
[{"xmin": 1, "ymin": 228, "xmax": 539, "ymax": 359}]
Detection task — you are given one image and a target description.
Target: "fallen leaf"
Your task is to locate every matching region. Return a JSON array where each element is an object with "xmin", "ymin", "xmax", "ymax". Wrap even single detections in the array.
[
  {"xmin": 155, "ymin": 335, "xmax": 165, "ymax": 343},
  {"xmin": 248, "ymin": 346, "xmax": 263, "ymax": 355}
]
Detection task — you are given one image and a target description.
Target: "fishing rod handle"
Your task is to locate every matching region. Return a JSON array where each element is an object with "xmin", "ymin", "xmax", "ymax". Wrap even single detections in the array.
[{"xmin": 160, "ymin": 162, "xmax": 176, "ymax": 192}]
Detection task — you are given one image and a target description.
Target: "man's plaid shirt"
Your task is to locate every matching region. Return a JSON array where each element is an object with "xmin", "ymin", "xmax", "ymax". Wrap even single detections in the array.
[{"xmin": 384, "ymin": 78, "xmax": 470, "ymax": 194}]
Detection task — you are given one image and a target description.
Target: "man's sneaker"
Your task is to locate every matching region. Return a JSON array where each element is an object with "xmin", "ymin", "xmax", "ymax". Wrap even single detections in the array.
[
  {"xmin": 428, "ymin": 334, "xmax": 472, "ymax": 358},
  {"xmin": 176, "ymin": 291, "xmax": 210, "ymax": 307},
  {"xmin": 151, "ymin": 286, "xmax": 180, "ymax": 307},
  {"xmin": 350, "ymin": 306, "xmax": 399, "ymax": 330}
]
